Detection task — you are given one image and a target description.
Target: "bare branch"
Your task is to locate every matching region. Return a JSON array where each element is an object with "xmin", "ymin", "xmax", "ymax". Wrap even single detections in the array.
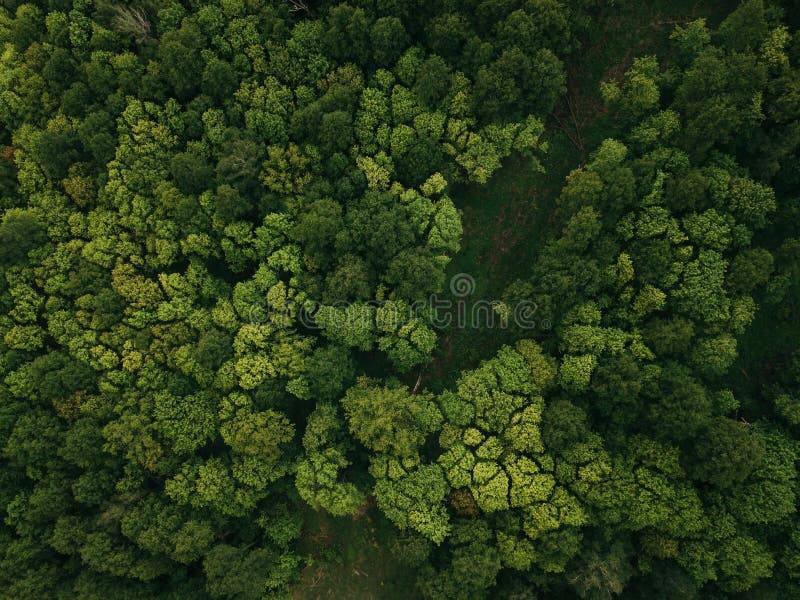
[
  {"xmin": 284, "ymin": 0, "xmax": 311, "ymax": 14},
  {"xmin": 112, "ymin": 6, "xmax": 151, "ymax": 43}
]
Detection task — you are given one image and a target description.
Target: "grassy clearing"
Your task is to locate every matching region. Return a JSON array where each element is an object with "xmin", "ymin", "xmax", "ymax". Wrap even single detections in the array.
[
  {"xmin": 422, "ymin": 140, "xmax": 573, "ymax": 391},
  {"xmin": 292, "ymin": 503, "xmax": 420, "ymax": 600}
]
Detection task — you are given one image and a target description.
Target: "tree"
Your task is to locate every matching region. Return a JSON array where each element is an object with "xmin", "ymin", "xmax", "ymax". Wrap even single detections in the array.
[
  {"xmin": 716, "ymin": 0, "xmax": 768, "ymax": 52},
  {"xmin": 373, "ymin": 463, "xmax": 451, "ymax": 543},
  {"xmin": 295, "ymin": 403, "xmax": 365, "ymax": 516},
  {"xmin": 413, "ymin": 55, "xmax": 451, "ymax": 108},
  {"xmin": 341, "ymin": 378, "xmax": 442, "ymax": 458},
  {"xmin": 157, "ymin": 21, "xmax": 204, "ymax": 101},
  {"xmin": 292, "ymin": 198, "xmax": 344, "ymax": 271},
  {"xmin": 0, "ymin": 210, "xmax": 46, "ymax": 265},
  {"xmin": 204, "ymin": 544, "xmax": 299, "ymax": 599},
  {"xmin": 323, "ymin": 254, "xmax": 374, "ymax": 302},
  {"xmin": 559, "ymin": 354, "xmax": 598, "ymax": 392},
  {"xmin": 385, "ymin": 247, "xmax": 445, "ymax": 300},
  {"xmin": 169, "ymin": 151, "xmax": 214, "ymax": 196},
  {"xmin": 370, "ymin": 17, "xmax": 408, "ymax": 67},
  {"xmin": 670, "ymin": 19, "xmax": 711, "ymax": 63},
  {"xmin": 690, "ymin": 334, "xmax": 738, "ymax": 377},
  {"xmin": 202, "ymin": 58, "xmax": 238, "ymax": 102},
  {"xmin": 111, "ymin": 6, "xmax": 152, "ymax": 43},
  {"xmin": 727, "ymin": 248, "xmax": 774, "ymax": 295},
  {"xmin": 686, "ymin": 418, "xmax": 765, "ymax": 488},
  {"xmin": 324, "ymin": 4, "xmax": 372, "ymax": 64},
  {"xmin": 728, "ymin": 177, "xmax": 776, "ymax": 229},
  {"xmin": 600, "ymin": 56, "xmax": 660, "ymax": 120},
  {"xmin": 304, "ymin": 345, "xmax": 355, "ymax": 401},
  {"xmin": 377, "ymin": 301, "xmax": 437, "ymax": 372}
]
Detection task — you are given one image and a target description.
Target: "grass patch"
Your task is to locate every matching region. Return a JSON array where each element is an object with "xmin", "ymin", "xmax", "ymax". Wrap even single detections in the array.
[{"xmin": 292, "ymin": 503, "xmax": 421, "ymax": 600}]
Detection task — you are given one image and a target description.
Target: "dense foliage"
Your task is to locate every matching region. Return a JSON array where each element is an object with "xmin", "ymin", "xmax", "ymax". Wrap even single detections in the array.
[{"xmin": 0, "ymin": 0, "xmax": 799, "ymax": 598}]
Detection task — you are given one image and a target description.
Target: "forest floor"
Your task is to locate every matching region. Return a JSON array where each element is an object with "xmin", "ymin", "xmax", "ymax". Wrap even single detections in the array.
[
  {"xmin": 292, "ymin": 502, "xmax": 421, "ymax": 599},
  {"xmin": 293, "ymin": 1, "xmax": 738, "ymax": 597}
]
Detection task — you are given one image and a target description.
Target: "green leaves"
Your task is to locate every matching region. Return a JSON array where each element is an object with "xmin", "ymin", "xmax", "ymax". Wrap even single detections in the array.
[
  {"xmin": 152, "ymin": 390, "xmax": 217, "ymax": 455},
  {"xmin": 296, "ymin": 448, "xmax": 365, "ymax": 517},
  {"xmin": 342, "ymin": 378, "xmax": 442, "ymax": 458},
  {"xmin": 687, "ymin": 418, "xmax": 765, "ymax": 488},
  {"xmin": 219, "ymin": 406, "xmax": 294, "ymax": 460},
  {"xmin": 295, "ymin": 403, "xmax": 365, "ymax": 516},
  {"xmin": 374, "ymin": 463, "xmax": 450, "ymax": 543},
  {"xmin": 600, "ymin": 56, "xmax": 660, "ymax": 119},
  {"xmin": 729, "ymin": 177, "xmax": 777, "ymax": 229},
  {"xmin": 558, "ymin": 354, "xmax": 597, "ymax": 393},
  {"xmin": 0, "ymin": 1, "xmax": 798, "ymax": 598},
  {"xmin": 204, "ymin": 544, "xmax": 300, "ymax": 599}
]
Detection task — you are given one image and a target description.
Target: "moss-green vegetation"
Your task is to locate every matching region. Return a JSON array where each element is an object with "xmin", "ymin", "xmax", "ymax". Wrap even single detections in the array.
[{"xmin": 1, "ymin": 1, "xmax": 799, "ymax": 599}]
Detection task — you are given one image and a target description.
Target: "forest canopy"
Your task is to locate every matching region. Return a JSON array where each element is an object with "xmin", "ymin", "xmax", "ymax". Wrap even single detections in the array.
[{"xmin": 1, "ymin": 0, "xmax": 800, "ymax": 598}]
